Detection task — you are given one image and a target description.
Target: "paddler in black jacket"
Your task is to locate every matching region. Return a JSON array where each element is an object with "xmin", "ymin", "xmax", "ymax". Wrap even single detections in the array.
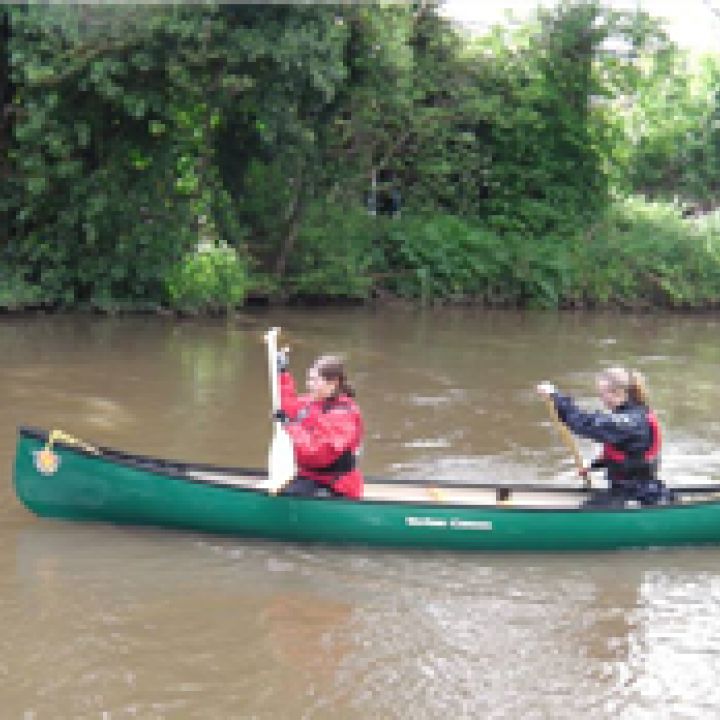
[{"xmin": 537, "ymin": 367, "xmax": 670, "ymax": 506}]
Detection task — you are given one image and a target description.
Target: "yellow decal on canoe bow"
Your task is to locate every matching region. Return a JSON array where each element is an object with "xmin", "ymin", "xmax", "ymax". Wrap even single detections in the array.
[{"xmin": 33, "ymin": 448, "xmax": 60, "ymax": 475}]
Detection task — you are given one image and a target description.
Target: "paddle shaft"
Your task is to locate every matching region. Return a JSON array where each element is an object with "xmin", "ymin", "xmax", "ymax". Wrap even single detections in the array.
[
  {"xmin": 266, "ymin": 327, "xmax": 281, "ymax": 413},
  {"xmin": 542, "ymin": 395, "xmax": 591, "ymax": 489}
]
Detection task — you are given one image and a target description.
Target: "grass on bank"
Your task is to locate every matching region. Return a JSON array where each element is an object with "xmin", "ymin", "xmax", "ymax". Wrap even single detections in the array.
[{"xmin": 2, "ymin": 197, "xmax": 719, "ymax": 312}]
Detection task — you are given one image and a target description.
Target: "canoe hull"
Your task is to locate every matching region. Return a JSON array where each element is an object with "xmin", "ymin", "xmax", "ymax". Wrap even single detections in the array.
[{"xmin": 13, "ymin": 429, "xmax": 720, "ymax": 551}]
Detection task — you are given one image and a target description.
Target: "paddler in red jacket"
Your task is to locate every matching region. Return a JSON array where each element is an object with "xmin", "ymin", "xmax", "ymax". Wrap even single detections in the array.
[{"xmin": 275, "ymin": 350, "xmax": 364, "ymax": 499}]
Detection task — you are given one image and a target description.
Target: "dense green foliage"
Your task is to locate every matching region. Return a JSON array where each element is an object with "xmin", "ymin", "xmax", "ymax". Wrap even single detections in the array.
[
  {"xmin": 624, "ymin": 55, "xmax": 720, "ymax": 208},
  {"xmin": 166, "ymin": 245, "xmax": 248, "ymax": 313},
  {"xmin": 2, "ymin": 2, "xmax": 719, "ymax": 311}
]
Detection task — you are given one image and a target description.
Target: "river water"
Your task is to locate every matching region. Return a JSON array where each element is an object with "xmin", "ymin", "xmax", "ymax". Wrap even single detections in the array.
[{"xmin": 2, "ymin": 308, "xmax": 720, "ymax": 719}]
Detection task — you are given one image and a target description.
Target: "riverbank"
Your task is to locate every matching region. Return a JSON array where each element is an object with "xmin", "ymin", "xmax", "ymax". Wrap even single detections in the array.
[
  {"xmin": 3, "ymin": 200, "xmax": 719, "ymax": 315},
  {"xmin": 3, "ymin": 292, "xmax": 720, "ymax": 318}
]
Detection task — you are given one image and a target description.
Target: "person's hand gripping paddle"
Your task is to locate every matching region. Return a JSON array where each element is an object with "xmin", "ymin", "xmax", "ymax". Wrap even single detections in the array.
[
  {"xmin": 263, "ymin": 327, "xmax": 296, "ymax": 494},
  {"xmin": 537, "ymin": 382, "xmax": 591, "ymax": 490}
]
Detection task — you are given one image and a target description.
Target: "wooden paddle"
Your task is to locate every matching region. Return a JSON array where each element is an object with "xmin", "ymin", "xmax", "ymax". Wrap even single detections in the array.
[
  {"xmin": 540, "ymin": 392, "xmax": 591, "ymax": 490},
  {"xmin": 263, "ymin": 327, "xmax": 297, "ymax": 495}
]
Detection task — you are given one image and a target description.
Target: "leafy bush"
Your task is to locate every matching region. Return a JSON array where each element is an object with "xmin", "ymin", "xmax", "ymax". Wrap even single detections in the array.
[
  {"xmin": 574, "ymin": 198, "xmax": 720, "ymax": 308},
  {"xmin": 165, "ymin": 245, "xmax": 249, "ymax": 312},
  {"xmin": 369, "ymin": 201, "xmax": 720, "ymax": 309},
  {"xmin": 372, "ymin": 213, "xmax": 572, "ymax": 307},
  {"xmin": 0, "ymin": 269, "xmax": 44, "ymax": 309},
  {"xmin": 284, "ymin": 203, "xmax": 380, "ymax": 299}
]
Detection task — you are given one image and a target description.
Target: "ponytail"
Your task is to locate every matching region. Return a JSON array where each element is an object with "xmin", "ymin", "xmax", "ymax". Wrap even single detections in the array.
[{"xmin": 628, "ymin": 370, "xmax": 649, "ymax": 406}]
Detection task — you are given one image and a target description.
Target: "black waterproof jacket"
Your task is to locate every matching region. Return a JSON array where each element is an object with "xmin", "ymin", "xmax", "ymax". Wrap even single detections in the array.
[{"xmin": 552, "ymin": 394, "xmax": 660, "ymax": 487}]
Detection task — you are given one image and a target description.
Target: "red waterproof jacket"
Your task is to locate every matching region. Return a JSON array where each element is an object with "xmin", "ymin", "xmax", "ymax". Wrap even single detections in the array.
[{"xmin": 279, "ymin": 370, "xmax": 364, "ymax": 498}]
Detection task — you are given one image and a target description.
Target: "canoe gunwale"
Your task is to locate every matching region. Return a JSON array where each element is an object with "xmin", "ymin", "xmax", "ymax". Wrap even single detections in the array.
[{"xmin": 16, "ymin": 426, "xmax": 720, "ymax": 514}]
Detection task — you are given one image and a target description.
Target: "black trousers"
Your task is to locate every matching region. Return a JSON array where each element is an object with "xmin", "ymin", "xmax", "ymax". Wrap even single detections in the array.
[
  {"xmin": 281, "ymin": 475, "xmax": 342, "ymax": 498},
  {"xmin": 583, "ymin": 478, "xmax": 674, "ymax": 508}
]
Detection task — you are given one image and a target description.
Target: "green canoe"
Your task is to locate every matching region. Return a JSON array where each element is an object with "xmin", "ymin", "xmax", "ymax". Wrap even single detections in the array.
[{"xmin": 13, "ymin": 427, "xmax": 720, "ymax": 551}]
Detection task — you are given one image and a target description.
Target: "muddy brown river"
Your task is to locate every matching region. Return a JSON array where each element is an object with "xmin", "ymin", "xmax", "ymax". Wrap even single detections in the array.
[{"xmin": 2, "ymin": 308, "xmax": 720, "ymax": 719}]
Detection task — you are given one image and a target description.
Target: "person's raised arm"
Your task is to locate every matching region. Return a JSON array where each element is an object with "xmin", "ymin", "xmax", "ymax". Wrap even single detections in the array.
[
  {"xmin": 552, "ymin": 393, "xmax": 641, "ymax": 445},
  {"xmin": 277, "ymin": 348, "xmax": 303, "ymax": 420}
]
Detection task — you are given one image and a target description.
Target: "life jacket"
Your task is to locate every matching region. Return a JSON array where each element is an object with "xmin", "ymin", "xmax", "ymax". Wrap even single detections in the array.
[
  {"xmin": 600, "ymin": 408, "xmax": 661, "ymax": 483},
  {"xmin": 311, "ymin": 446, "xmax": 357, "ymax": 474}
]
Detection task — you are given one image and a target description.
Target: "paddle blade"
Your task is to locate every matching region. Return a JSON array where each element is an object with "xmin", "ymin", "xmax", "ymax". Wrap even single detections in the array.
[{"xmin": 265, "ymin": 424, "xmax": 296, "ymax": 495}]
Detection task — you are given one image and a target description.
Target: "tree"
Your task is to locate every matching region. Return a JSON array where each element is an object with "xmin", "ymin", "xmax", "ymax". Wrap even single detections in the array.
[{"xmin": 1, "ymin": 7, "xmax": 14, "ymax": 251}]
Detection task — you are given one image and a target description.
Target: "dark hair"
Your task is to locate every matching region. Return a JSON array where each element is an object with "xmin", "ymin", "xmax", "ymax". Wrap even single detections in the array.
[
  {"xmin": 313, "ymin": 355, "xmax": 355, "ymax": 398},
  {"xmin": 600, "ymin": 366, "xmax": 649, "ymax": 406}
]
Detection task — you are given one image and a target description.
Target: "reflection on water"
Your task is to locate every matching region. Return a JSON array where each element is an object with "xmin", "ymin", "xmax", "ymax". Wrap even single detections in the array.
[
  {"xmin": 8, "ymin": 524, "xmax": 720, "ymax": 719},
  {"xmin": 2, "ymin": 309, "xmax": 720, "ymax": 717}
]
